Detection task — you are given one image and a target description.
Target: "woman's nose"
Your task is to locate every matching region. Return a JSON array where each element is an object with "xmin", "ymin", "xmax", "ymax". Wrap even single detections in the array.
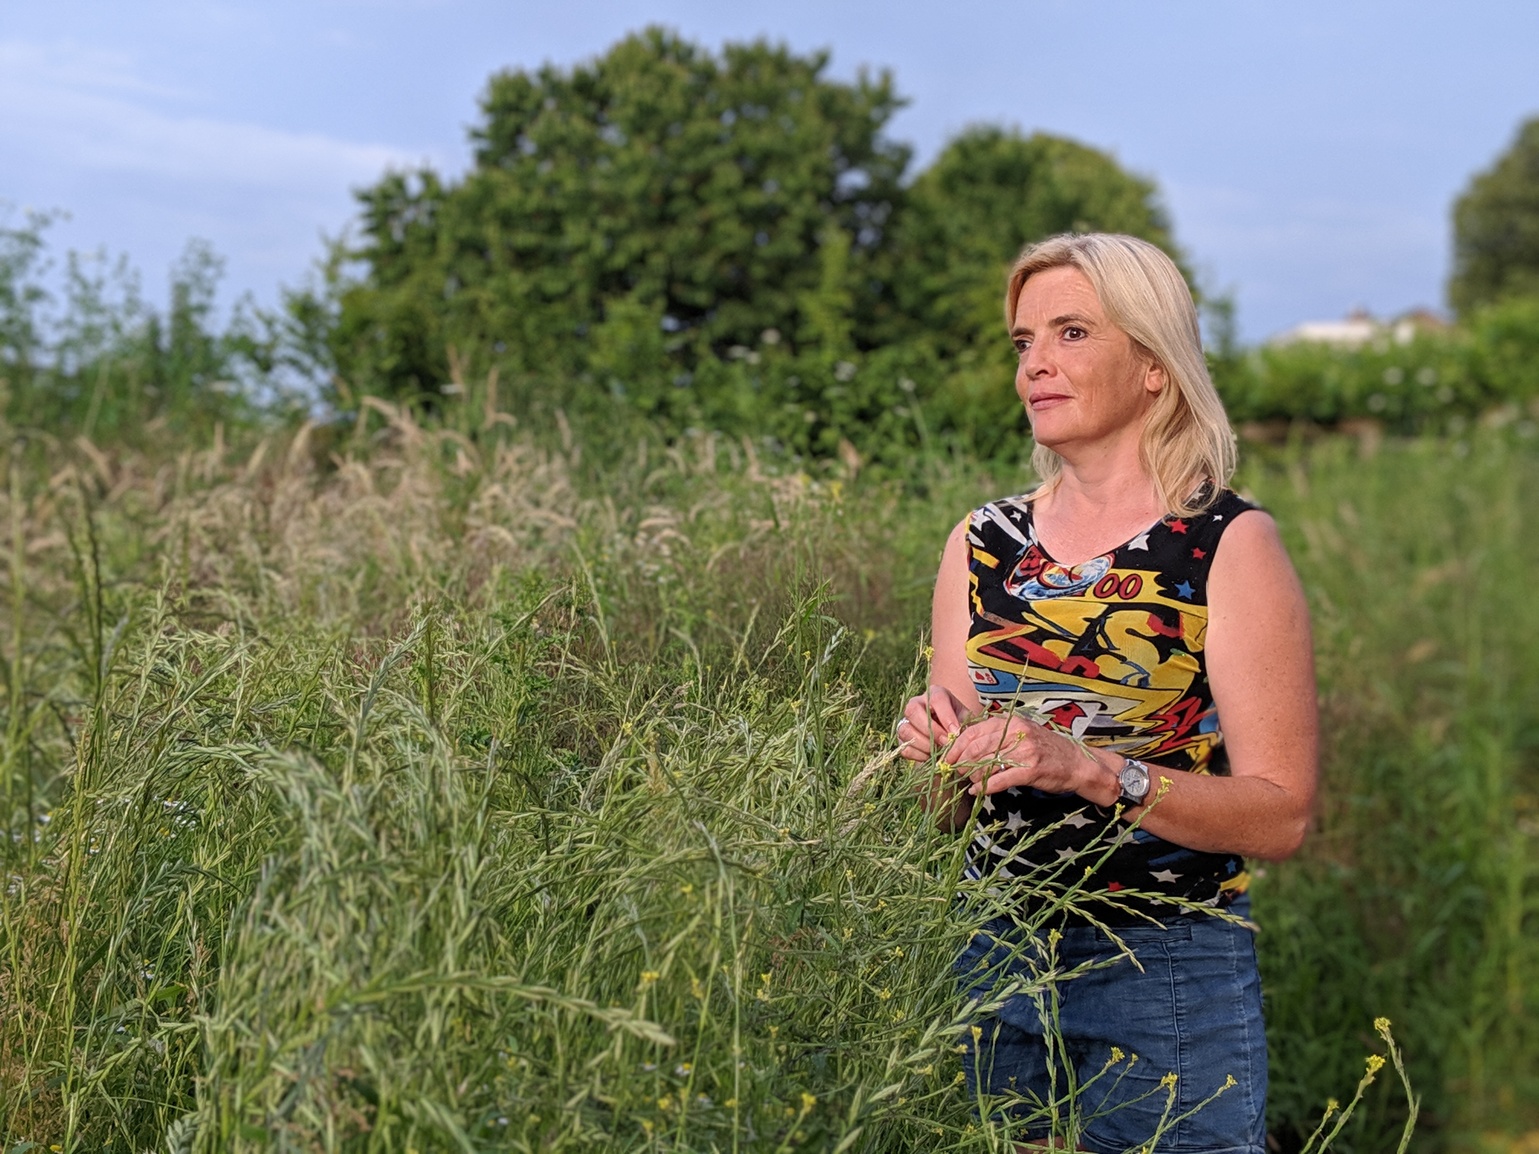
[{"xmin": 1020, "ymin": 342, "xmax": 1051, "ymax": 377}]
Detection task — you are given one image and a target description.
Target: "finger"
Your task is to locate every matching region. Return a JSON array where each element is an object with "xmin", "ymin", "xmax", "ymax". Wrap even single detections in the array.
[
  {"xmin": 972, "ymin": 724, "xmax": 1026, "ymax": 762},
  {"xmin": 903, "ymin": 698, "xmax": 935, "ymax": 731},
  {"xmin": 948, "ymin": 726, "xmax": 1004, "ymax": 765},
  {"xmin": 965, "ymin": 761, "xmax": 1010, "ymax": 792},
  {"xmin": 923, "ymin": 686, "xmax": 962, "ymax": 739},
  {"xmin": 895, "ymin": 717, "xmax": 932, "ymax": 753},
  {"xmin": 975, "ymin": 766, "xmax": 1033, "ymax": 794}
]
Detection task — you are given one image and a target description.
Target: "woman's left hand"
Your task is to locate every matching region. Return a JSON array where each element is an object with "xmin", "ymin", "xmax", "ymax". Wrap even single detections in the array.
[{"xmin": 944, "ymin": 715, "xmax": 1106, "ymax": 797}]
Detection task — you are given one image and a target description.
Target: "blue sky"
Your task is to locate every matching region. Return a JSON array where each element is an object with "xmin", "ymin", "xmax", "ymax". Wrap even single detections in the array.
[{"xmin": 3, "ymin": 0, "xmax": 1537, "ymax": 340}]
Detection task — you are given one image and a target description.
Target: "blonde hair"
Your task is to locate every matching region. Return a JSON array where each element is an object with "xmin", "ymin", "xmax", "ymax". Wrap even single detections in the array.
[{"xmin": 1005, "ymin": 233, "xmax": 1236, "ymax": 517}]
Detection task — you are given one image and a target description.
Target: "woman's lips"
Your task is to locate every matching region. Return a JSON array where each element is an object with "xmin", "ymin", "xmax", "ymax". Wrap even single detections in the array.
[{"xmin": 1028, "ymin": 392, "xmax": 1071, "ymax": 410}]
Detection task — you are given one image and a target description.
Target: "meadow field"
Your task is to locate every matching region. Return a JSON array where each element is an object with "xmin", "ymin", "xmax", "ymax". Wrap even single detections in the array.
[{"xmin": 0, "ymin": 396, "xmax": 1532, "ymax": 1151}]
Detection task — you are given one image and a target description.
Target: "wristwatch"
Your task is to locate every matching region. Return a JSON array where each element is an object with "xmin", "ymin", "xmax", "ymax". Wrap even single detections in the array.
[{"xmin": 1117, "ymin": 758, "xmax": 1152, "ymax": 807}]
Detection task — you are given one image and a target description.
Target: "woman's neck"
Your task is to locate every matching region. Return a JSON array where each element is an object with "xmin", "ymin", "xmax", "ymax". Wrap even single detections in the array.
[{"xmin": 1032, "ymin": 455, "xmax": 1165, "ymax": 565}]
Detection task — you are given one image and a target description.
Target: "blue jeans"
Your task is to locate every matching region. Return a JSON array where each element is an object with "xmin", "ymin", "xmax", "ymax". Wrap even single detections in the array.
[{"xmin": 955, "ymin": 900, "xmax": 1267, "ymax": 1153}]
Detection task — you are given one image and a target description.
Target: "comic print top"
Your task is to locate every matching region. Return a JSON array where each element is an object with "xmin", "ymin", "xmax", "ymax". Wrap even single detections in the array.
[{"xmin": 963, "ymin": 487, "xmax": 1256, "ymax": 924}]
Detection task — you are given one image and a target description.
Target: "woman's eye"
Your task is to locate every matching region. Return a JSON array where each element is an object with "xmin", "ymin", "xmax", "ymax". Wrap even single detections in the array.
[{"xmin": 1063, "ymin": 326, "xmax": 1086, "ymax": 340}]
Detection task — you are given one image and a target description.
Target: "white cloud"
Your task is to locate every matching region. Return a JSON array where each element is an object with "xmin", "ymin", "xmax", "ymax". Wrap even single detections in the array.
[{"xmin": 0, "ymin": 38, "xmax": 424, "ymax": 194}]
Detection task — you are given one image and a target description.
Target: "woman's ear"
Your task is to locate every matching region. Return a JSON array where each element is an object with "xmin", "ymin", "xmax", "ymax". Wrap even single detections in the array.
[{"xmin": 1143, "ymin": 358, "xmax": 1167, "ymax": 395}]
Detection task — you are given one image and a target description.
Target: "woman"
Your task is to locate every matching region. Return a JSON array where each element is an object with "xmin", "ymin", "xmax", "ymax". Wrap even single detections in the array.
[{"xmin": 896, "ymin": 233, "xmax": 1317, "ymax": 1152}]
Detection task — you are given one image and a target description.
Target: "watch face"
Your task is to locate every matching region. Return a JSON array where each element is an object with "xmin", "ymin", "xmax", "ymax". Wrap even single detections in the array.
[{"xmin": 1120, "ymin": 762, "xmax": 1150, "ymax": 800}]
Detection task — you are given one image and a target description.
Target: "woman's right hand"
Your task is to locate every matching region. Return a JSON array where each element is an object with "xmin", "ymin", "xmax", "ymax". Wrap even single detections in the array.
[{"xmin": 896, "ymin": 684, "xmax": 972, "ymax": 763}]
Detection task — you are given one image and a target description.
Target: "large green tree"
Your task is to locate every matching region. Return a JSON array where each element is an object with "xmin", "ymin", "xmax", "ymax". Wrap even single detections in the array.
[
  {"xmin": 888, "ymin": 126, "xmax": 1182, "ymax": 355},
  {"xmin": 885, "ymin": 127, "xmax": 1184, "ymax": 452},
  {"xmin": 334, "ymin": 27, "xmax": 909, "ymax": 412},
  {"xmin": 330, "ymin": 31, "xmax": 1186, "ymax": 460},
  {"xmin": 1450, "ymin": 116, "xmax": 1539, "ymax": 317}
]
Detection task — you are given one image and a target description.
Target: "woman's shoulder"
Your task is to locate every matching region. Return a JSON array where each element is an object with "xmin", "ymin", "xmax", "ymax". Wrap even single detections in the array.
[
  {"xmin": 1208, "ymin": 486, "xmax": 1260, "ymax": 517},
  {"xmin": 1184, "ymin": 486, "xmax": 1262, "ymax": 538},
  {"xmin": 966, "ymin": 491, "xmax": 1039, "ymax": 541},
  {"xmin": 1202, "ymin": 488, "xmax": 1291, "ymax": 579}
]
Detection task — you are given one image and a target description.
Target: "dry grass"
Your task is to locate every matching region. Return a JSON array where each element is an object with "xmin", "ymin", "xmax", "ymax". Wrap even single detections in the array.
[{"xmin": 0, "ymin": 404, "xmax": 1482, "ymax": 1151}]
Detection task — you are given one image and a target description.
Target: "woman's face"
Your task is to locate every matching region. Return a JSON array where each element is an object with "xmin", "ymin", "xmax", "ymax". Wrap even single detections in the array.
[{"xmin": 1011, "ymin": 265, "xmax": 1165, "ymax": 456}]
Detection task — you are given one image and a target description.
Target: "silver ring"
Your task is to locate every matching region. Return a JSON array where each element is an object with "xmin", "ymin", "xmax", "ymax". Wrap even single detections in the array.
[{"xmin": 895, "ymin": 717, "xmax": 912, "ymax": 738}]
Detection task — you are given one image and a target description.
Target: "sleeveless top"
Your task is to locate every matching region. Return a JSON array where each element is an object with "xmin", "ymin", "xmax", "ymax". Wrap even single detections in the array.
[{"xmin": 963, "ymin": 487, "xmax": 1256, "ymax": 924}]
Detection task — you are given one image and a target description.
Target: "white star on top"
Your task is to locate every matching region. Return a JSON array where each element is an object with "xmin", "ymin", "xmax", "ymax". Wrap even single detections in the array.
[
  {"xmin": 1127, "ymin": 532, "xmax": 1151, "ymax": 551},
  {"xmin": 1150, "ymin": 868, "xmax": 1183, "ymax": 884},
  {"xmin": 1055, "ymin": 847, "xmax": 1079, "ymax": 862},
  {"xmin": 1005, "ymin": 811, "xmax": 1027, "ymax": 833},
  {"xmin": 1061, "ymin": 810, "xmax": 1095, "ymax": 829}
]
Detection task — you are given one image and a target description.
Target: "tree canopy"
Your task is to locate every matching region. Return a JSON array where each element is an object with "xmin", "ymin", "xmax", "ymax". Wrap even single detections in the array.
[
  {"xmin": 887, "ymin": 126, "xmax": 1181, "ymax": 357},
  {"xmin": 336, "ymin": 30, "xmax": 907, "ymax": 395},
  {"xmin": 1450, "ymin": 116, "xmax": 1539, "ymax": 317},
  {"xmin": 880, "ymin": 127, "xmax": 1182, "ymax": 452},
  {"xmin": 331, "ymin": 28, "xmax": 1186, "ymax": 458}
]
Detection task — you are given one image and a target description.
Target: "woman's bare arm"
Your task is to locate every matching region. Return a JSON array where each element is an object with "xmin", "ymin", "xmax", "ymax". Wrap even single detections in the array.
[
  {"xmin": 1139, "ymin": 508, "xmax": 1318, "ymax": 859},
  {"xmin": 929, "ymin": 519, "xmax": 982, "ymax": 716}
]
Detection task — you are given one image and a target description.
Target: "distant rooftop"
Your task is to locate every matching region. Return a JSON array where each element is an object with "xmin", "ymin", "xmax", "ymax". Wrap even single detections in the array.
[{"xmin": 1268, "ymin": 307, "xmax": 1448, "ymax": 348}]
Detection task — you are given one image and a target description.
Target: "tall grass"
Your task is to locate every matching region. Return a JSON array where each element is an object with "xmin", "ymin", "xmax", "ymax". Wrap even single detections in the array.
[
  {"xmin": 0, "ymin": 398, "xmax": 1497, "ymax": 1150},
  {"xmin": 1249, "ymin": 431, "xmax": 1539, "ymax": 1149}
]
